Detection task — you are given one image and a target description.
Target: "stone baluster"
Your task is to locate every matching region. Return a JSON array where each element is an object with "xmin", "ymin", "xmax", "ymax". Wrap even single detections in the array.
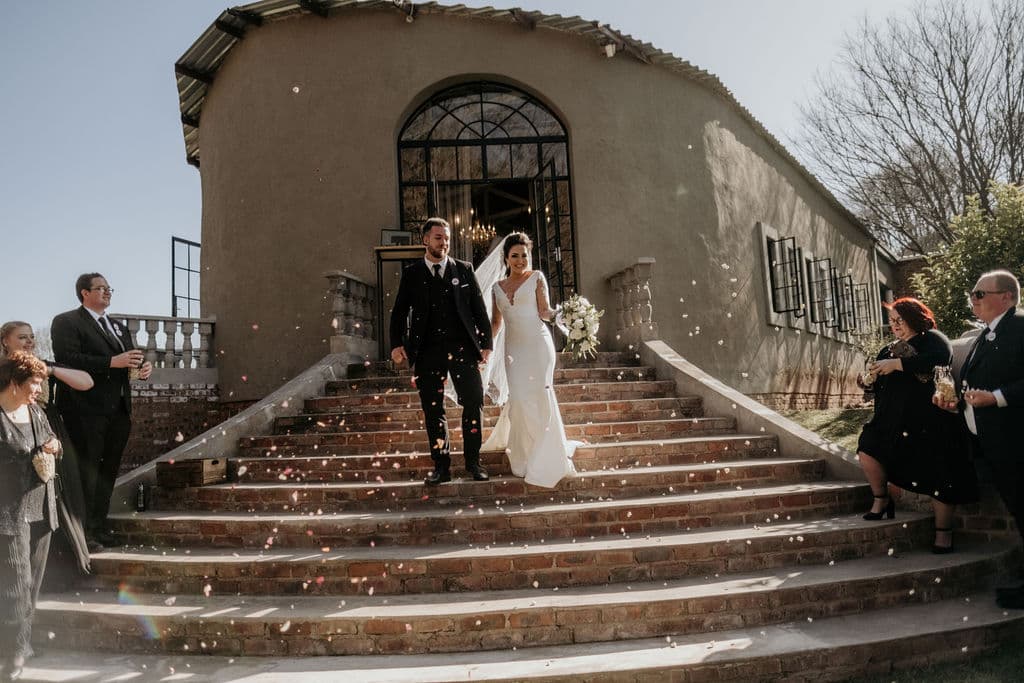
[
  {"xmin": 340, "ymin": 279, "xmax": 355, "ymax": 336},
  {"xmin": 352, "ymin": 281, "xmax": 366, "ymax": 337},
  {"xmin": 181, "ymin": 320, "xmax": 196, "ymax": 369},
  {"xmin": 634, "ymin": 258, "xmax": 658, "ymax": 341},
  {"xmin": 623, "ymin": 269, "xmax": 638, "ymax": 347},
  {"xmin": 161, "ymin": 320, "xmax": 178, "ymax": 368},
  {"xmin": 144, "ymin": 319, "xmax": 159, "ymax": 365},
  {"xmin": 124, "ymin": 317, "xmax": 141, "ymax": 353}
]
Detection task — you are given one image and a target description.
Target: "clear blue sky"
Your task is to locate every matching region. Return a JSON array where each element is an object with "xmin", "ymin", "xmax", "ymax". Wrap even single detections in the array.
[{"xmin": 1, "ymin": 0, "xmax": 919, "ymax": 334}]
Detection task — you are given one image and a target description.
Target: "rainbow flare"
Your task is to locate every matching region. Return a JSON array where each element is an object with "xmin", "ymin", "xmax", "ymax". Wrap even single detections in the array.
[{"xmin": 117, "ymin": 583, "xmax": 163, "ymax": 640}]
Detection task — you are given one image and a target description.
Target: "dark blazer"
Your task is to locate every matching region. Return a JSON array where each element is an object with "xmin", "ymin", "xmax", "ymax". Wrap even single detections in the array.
[
  {"xmin": 959, "ymin": 309, "xmax": 1024, "ymax": 458},
  {"xmin": 389, "ymin": 259, "xmax": 492, "ymax": 365},
  {"xmin": 50, "ymin": 306, "xmax": 135, "ymax": 416},
  {"xmin": 0, "ymin": 404, "xmax": 59, "ymax": 534}
]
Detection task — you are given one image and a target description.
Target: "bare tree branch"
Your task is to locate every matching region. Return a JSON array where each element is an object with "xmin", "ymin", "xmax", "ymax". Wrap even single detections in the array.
[{"xmin": 794, "ymin": 0, "xmax": 1024, "ymax": 254}]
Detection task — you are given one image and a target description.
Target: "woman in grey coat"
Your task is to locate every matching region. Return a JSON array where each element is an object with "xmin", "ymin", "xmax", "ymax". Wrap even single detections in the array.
[{"xmin": 0, "ymin": 351, "xmax": 60, "ymax": 681}]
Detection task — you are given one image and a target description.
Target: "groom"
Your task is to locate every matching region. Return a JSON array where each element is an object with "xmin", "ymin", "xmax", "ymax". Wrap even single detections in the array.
[{"xmin": 390, "ymin": 217, "xmax": 493, "ymax": 485}]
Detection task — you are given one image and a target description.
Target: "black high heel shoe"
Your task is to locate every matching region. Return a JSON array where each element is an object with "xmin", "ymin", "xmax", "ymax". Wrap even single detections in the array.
[
  {"xmin": 863, "ymin": 493, "xmax": 895, "ymax": 520},
  {"xmin": 932, "ymin": 527, "xmax": 954, "ymax": 554}
]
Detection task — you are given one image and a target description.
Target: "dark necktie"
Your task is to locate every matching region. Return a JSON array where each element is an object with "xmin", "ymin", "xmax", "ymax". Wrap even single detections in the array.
[
  {"xmin": 433, "ymin": 263, "xmax": 442, "ymax": 280},
  {"xmin": 100, "ymin": 316, "xmax": 125, "ymax": 351},
  {"xmin": 966, "ymin": 327, "xmax": 989, "ymax": 369}
]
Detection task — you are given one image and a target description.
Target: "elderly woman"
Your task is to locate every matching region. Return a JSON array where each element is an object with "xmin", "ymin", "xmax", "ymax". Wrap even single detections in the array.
[
  {"xmin": 0, "ymin": 351, "xmax": 61, "ymax": 681},
  {"xmin": 1, "ymin": 322, "xmax": 93, "ymax": 578},
  {"xmin": 857, "ymin": 297, "xmax": 978, "ymax": 553}
]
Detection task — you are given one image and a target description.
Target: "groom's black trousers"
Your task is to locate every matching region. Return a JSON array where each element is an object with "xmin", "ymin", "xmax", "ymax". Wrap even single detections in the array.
[{"xmin": 413, "ymin": 343, "xmax": 484, "ymax": 474}]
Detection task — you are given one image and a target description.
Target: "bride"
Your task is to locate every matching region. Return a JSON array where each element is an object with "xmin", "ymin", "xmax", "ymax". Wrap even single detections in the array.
[{"xmin": 472, "ymin": 232, "xmax": 578, "ymax": 488}]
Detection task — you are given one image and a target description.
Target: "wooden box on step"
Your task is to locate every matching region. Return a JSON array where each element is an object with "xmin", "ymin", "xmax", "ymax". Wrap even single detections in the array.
[{"xmin": 156, "ymin": 458, "xmax": 228, "ymax": 488}]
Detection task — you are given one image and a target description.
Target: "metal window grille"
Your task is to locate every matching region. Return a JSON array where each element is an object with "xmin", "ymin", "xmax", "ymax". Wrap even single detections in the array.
[
  {"xmin": 833, "ymin": 274, "xmax": 856, "ymax": 332},
  {"xmin": 766, "ymin": 236, "xmax": 805, "ymax": 316},
  {"xmin": 172, "ymin": 237, "xmax": 201, "ymax": 317},
  {"xmin": 852, "ymin": 283, "xmax": 873, "ymax": 334},
  {"xmin": 807, "ymin": 257, "xmax": 835, "ymax": 324}
]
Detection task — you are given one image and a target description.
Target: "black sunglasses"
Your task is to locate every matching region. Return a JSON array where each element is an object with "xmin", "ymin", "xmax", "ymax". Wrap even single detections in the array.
[{"xmin": 969, "ymin": 289, "xmax": 1007, "ymax": 300}]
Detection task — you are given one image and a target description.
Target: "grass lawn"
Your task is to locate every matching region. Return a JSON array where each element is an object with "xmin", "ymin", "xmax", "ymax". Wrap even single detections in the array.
[
  {"xmin": 779, "ymin": 407, "xmax": 1023, "ymax": 682},
  {"xmin": 779, "ymin": 407, "xmax": 872, "ymax": 453}
]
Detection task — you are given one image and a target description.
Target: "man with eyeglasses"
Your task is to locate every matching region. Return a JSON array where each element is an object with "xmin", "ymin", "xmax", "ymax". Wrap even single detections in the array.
[
  {"xmin": 936, "ymin": 269, "xmax": 1024, "ymax": 608},
  {"xmin": 51, "ymin": 273, "xmax": 152, "ymax": 551}
]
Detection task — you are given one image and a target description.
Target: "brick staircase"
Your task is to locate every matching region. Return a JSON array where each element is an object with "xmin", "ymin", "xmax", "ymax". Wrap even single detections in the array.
[{"xmin": 33, "ymin": 351, "xmax": 1024, "ymax": 681}]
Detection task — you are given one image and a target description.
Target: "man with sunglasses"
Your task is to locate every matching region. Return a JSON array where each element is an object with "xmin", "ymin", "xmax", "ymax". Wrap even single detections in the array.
[
  {"xmin": 51, "ymin": 273, "xmax": 152, "ymax": 551},
  {"xmin": 937, "ymin": 269, "xmax": 1024, "ymax": 608}
]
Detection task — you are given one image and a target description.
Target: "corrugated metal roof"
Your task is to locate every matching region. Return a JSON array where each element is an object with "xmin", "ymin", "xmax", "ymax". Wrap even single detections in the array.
[{"xmin": 175, "ymin": 1, "xmax": 867, "ymax": 233}]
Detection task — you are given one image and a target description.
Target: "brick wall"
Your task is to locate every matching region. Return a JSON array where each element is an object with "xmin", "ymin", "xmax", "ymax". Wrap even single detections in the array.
[
  {"xmin": 891, "ymin": 255, "xmax": 928, "ymax": 298},
  {"xmin": 749, "ymin": 391, "xmax": 868, "ymax": 411},
  {"xmin": 122, "ymin": 382, "xmax": 253, "ymax": 473}
]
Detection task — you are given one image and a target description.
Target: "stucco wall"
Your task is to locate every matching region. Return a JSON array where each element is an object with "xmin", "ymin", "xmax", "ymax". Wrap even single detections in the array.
[{"xmin": 196, "ymin": 7, "xmax": 875, "ymax": 400}]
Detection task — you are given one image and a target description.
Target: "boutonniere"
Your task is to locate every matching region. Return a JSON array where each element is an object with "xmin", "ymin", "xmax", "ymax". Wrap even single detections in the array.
[
  {"xmin": 451, "ymin": 278, "xmax": 460, "ymax": 286},
  {"xmin": 986, "ymin": 331, "xmax": 996, "ymax": 341}
]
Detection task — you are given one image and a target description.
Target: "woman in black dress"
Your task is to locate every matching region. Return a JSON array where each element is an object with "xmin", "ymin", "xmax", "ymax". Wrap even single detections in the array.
[
  {"xmin": 0, "ymin": 351, "xmax": 61, "ymax": 681},
  {"xmin": 857, "ymin": 297, "xmax": 978, "ymax": 553}
]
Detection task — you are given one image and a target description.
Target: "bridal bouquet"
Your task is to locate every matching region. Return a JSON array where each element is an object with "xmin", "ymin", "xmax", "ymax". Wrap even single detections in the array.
[{"xmin": 555, "ymin": 294, "xmax": 604, "ymax": 361}]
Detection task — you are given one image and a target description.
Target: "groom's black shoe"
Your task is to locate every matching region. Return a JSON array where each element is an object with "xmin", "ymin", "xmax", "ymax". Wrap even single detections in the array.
[
  {"xmin": 467, "ymin": 466, "xmax": 490, "ymax": 481},
  {"xmin": 996, "ymin": 586, "xmax": 1024, "ymax": 609},
  {"xmin": 425, "ymin": 470, "xmax": 451, "ymax": 486}
]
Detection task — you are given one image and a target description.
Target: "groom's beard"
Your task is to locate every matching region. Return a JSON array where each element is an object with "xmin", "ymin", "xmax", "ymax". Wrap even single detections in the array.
[{"xmin": 426, "ymin": 245, "xmax": 447, "ymax": 261}]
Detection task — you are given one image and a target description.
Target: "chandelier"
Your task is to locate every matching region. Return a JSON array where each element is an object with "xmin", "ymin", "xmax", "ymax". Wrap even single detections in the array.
[{"xmin": 462, "ymin": 221, "xmax": 496, "ymax": 245}]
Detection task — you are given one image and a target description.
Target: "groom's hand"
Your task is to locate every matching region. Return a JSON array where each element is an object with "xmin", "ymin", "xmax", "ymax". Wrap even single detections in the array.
[
  {"xmin": 480, "ymin": 349, "xmax": 491, "ymax": 365},
  {"xmin": 391, "ymin": 346, "xmax": 408, "ymax": 365}
]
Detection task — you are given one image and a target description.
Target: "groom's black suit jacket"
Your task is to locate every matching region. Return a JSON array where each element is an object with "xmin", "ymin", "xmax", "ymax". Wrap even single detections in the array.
[
  {"xmin": 51, "ymin": 306, "xmax": 136, "ymax": 416},
  {"xmin": 389, "ymin": 258, "xmax": 492, "ymax": 366}
]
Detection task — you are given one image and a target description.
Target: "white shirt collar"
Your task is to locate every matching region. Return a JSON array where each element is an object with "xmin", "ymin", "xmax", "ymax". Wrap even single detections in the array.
[
  {"xmin": 985, "ymin": 309, "xmax": 1009, "ymax": 333},
  {"xmin": 424, "ymin": 256, "xmax": 450, "ymax": 274},
  {"xmin": 84, "ymin": 307, "xmax": 107, "ymax": 323}
]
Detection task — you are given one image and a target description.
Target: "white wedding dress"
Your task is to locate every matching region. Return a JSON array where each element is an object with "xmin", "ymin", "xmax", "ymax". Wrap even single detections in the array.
[{"xmin": 480, "ymin": 270, "xmax": 578, "ymax": 488}]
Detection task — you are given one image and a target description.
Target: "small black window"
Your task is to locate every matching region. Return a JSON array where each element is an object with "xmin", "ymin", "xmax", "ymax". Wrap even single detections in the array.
[
  {"xmin": 766, "ymin": 236, "xmax": 806, "ymax": 317},
  {"xmin": 807, "ymin": 257, "xmax": 834, "ymax": 324}
]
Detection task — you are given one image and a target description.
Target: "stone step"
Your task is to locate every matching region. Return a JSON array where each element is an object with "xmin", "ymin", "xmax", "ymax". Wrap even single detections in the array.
[
  {"xmin": 283, "ymin": 397, "xmax": 704, "ymax": 433},
  {"xmin": 325, "ymin": 366, "xmax": 659, "ymax": 395},
  {"xmin": 304, "ymin": 380, "xmax": 678, "ymax": 412},
  {"xmin": 26, "ymin": 593, "xmax": 1024, "ymax": 681},
  {"xmin": 88, "ymin": 514, "xmax": 931, "ymax": 596},
  {"xmin": 245, "ymin": 417, "xmax": 736, "ymax": 453},
  {"xmin": 228, "ymin": 433, "xmax": 778, "ymax": 479},
  {"xmin": 157, "ymin": 457, "xmax": 827, "ymax": 512},
  {"xmin": 109, "ymin": 480, "xmax": 868, "ymax": 548},
  {"xmin": 35, "ymin": 544, "xmax": 1015, "ymax": 657},
  {"xmin": 346, "ymin": 352, "xmax": 642, "ymax": 379}
]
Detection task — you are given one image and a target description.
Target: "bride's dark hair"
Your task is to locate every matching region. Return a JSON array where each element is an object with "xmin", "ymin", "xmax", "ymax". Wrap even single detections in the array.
[{"xmin": 502, "ymin": 232, "xmax": 533, "ymax": 276}]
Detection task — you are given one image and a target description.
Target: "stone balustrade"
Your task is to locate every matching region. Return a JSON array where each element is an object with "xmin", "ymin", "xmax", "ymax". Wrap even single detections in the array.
[
  {"xmin": 606, "ymin": 258, "xmax": 659, "ymax": 351},
  {"xmin": 325, "ymin": 270, "xmax": 378, "ymax": 361},
  {"xmin": 112, "ymin": 313, "xmax": 216, "ymax": 369}
]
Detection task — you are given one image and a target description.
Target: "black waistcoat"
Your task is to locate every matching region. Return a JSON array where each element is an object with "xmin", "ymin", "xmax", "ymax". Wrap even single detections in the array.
[{"xmin": 423, "ymin": 266, "xmax": 473, "ymax": 356}]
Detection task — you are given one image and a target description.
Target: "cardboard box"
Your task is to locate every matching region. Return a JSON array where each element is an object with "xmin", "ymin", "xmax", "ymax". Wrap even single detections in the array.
[{"xmin": 156, "ymin": 458, "xmax": 228, "ymax": 488}]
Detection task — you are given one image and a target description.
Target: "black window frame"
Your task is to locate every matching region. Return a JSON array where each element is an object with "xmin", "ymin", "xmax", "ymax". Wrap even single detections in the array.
[{"xmin": 766, "ymin": 236, "xmax": 806, "ymax": 317}]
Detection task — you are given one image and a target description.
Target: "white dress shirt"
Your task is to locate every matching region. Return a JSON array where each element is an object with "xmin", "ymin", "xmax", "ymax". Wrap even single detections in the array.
[
  {"xmin": 964, "ymin": 310, "xmax": 1009, "ymax": 435},
  {"xmin": 424, "ymin": 255, "xmax": 451, "ymax": 278}
]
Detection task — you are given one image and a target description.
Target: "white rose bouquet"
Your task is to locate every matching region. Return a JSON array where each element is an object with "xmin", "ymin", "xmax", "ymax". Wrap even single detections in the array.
[{"xmin": 554, "ymin": 294, "xmax": 604, "ymax": 361}]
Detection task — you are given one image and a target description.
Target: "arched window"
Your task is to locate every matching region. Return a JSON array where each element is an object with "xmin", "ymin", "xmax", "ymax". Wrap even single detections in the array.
[{"xmin": 398, "ymin": 81, "xmax": 577, "ymax": 302}]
